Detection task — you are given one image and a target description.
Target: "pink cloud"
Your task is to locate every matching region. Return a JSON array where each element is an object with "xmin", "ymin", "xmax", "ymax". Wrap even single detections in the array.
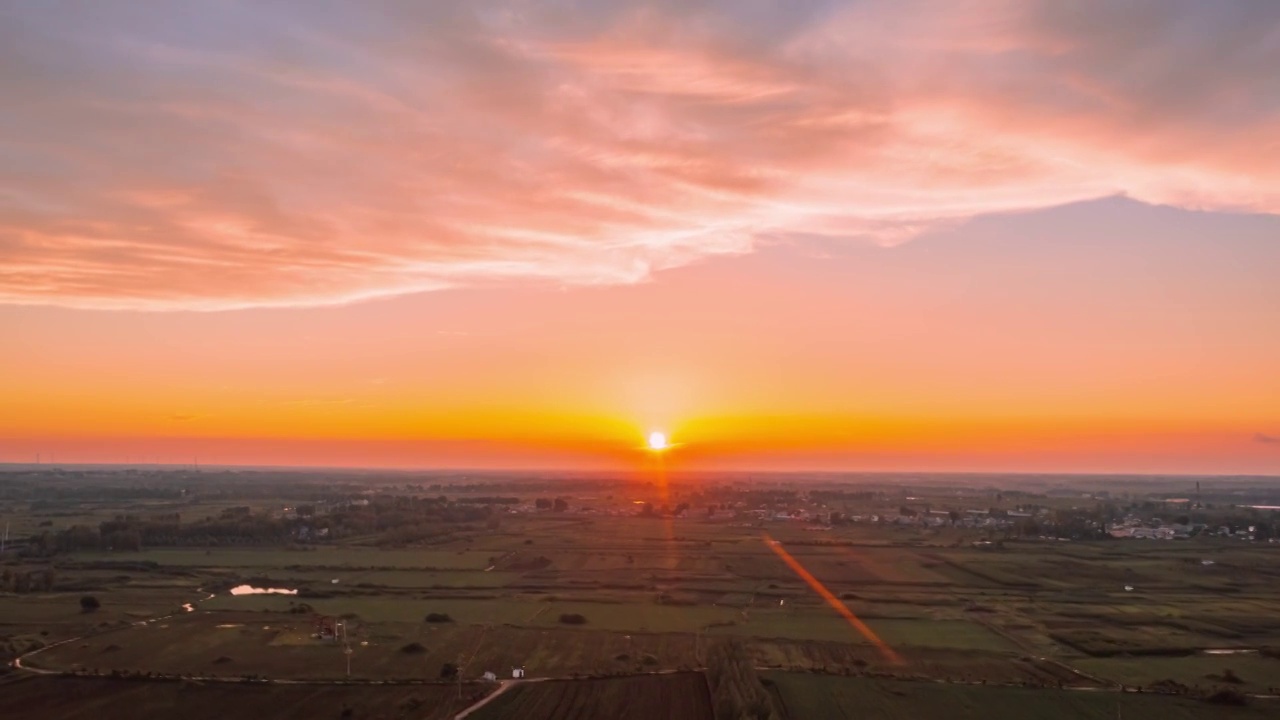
[{"xmin": 0, "ymin": 1, "xmax": 1276, "ymax": 309}]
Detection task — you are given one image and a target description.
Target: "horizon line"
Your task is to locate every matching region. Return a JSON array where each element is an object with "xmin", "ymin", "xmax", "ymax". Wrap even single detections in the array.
[{"xmin": 1, "ymin": 461, "xmax": 1277, "ymax": 481}]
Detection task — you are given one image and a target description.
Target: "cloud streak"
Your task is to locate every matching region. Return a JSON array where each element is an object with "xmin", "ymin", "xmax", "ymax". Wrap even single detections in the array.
[{"xmin": 1, "ymin": 0, "xmax": 1277, "ymax": 310}]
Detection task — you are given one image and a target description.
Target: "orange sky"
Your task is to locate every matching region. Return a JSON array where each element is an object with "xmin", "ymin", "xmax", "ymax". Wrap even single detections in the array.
[
  {"xmin": 2, "ymin": 2, "xmax": 1279, "ymax": 474},
  {"xmin": 4, "ymin": 201, "xmax": 1279, "ymax": 473}
]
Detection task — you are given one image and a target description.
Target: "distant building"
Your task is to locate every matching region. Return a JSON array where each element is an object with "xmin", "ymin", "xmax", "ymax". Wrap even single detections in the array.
[
  {"xmin": 512, "ymin": 667, "xmax": 525, "ymax": 679},
  {"xmin": 483, "ymin": 671, "xmax": 497, "ymax": 682}
]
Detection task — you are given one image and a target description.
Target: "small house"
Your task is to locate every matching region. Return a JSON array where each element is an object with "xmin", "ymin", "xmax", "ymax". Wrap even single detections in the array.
[{"xmin": 512, "ymin": 667, "xmax": 525, "ymax": 679}]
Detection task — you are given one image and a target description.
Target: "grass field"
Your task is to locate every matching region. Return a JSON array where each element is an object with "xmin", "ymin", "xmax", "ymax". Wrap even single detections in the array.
[
  {"xmin": 203, "ymin": 594, "xmax": 744, "ymax": 633},
  {"xmin": 71, "ymin": 548, "xmax": 497, "ymax": 570},
  {"xmin": 1075, "ymin": 654, "xmax": 1280, "ymax": 695},
  {"xmin": 29, "ymin": 611, "xmax": 707, "ymax": 680},
  {"xmin": 763, "ymin": 672, "xmax": 1280, "ymax": 720},
  {"xmin": 9, "ymin": 489, "xmax": 1280, "ymax": 718},
  {"xmin": 467, "ymin": 672, "xmax": 714, "ymax": 720},
  {"xmin": 708, "ymin": 614, "xmax": 1018, "ymax": 651},
  {"xmin": 0, "ymin": 675, "xmax": 479, "ymax": 720}
]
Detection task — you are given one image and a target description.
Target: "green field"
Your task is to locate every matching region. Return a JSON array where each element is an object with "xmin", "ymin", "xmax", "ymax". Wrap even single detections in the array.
[
  {"xmin": 708, "ymin": 614, "xmax": 1017, "ymax": 651},
  {"xmin": 468, "ymin": 672, "xmax": 714, "ymax": 720},
  {"xmin": 7, "ymin": 471, "xmax": 1280, "ymax": 719},
  {"xmin": 0, "ymin": 675, "xmax": 478, "ymax": 720},
  {"xmin": 70, "ymin": 548, "xmax": 497, "ymax": 570},
  {"xmin": 1075, "ymin": 654, "xmax": 1280, "ymax": 695},
  {"xmin": 764, "ymin": 672, "xmax": 1279, "ymax": 720}
]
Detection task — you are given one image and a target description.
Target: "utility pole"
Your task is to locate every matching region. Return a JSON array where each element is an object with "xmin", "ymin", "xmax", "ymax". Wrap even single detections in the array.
[
  {"xmin": 340, "ymin": 621, "xmax": 352, "ymax": 677},
  {"xmin": 457, "ymin": 652, "xmax": 468, "ymax": 700}
]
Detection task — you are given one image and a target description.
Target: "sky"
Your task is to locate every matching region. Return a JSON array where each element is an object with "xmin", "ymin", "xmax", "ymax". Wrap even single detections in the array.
[{"xmin": 2, "ymin": 1, "xmax": 1278, "ymax": 474}]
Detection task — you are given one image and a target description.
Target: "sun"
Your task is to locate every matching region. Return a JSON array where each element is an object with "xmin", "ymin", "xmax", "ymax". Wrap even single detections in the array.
[{"xmin": 647, "ymin": 431, "xmax": 668, "ymax": 451}]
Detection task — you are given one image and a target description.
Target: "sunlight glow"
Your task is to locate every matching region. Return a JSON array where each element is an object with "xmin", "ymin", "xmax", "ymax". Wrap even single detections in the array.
[{"xmin": 647, "ymin": 431, "xmax": 668, "ymax": 451}]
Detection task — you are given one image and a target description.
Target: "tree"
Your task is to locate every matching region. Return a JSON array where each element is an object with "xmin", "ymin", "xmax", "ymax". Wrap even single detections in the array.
[
  {"xmin": 534, "ymin": 498, "xmax": 552, "ymax": 510},
  {"xmin": 80, "ymin": 595, "xmax": 101, "ymax": 613},
  {"xmin": 553, "ymin": 498, "xmax": 569, "ymax": 512}
]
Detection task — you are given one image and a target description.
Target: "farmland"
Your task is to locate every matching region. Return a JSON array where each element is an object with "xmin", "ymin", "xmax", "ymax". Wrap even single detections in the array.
[
  {"xmin": 466, "ymin": 672, "xmax": 714, "ymax": 720},
  {"xmin": 4, "ymin": 468, "xmax": 1280, "ymax": 717},
  {"xmin": 764, "ymin": 672, "xmax": 1277, "ymax": 720},
  {"xmin": 0, "ymin": 675, "xmax": 477, "ymax": 720}
]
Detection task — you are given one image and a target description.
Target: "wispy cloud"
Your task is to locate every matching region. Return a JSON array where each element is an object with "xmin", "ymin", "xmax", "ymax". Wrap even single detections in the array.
[
  {"xmin": 1, "ymin": 1, "xmax": 1277, "ymax": 310},
  {"xmin": 1256, "ymin": 433, "xmax": 1280, "ymax": 445}
]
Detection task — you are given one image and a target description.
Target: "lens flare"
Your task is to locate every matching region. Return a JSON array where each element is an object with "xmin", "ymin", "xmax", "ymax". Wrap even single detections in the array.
[{"xmin": 763, "ymin": 533, "xmax": 902, "ymax": 665}]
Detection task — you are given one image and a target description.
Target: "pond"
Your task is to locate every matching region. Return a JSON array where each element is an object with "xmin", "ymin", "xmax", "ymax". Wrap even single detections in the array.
[{"xmin": 228, "ymin": 585, "xmax": 298, "ymax": 596}]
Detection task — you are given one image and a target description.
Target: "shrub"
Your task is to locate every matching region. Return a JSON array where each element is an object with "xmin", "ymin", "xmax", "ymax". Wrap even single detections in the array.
[
  {"xmin": 559, "ymin": 613, "xmax": 587, "ymax": 625},
  {"xmin": 424, "ymin": 613, "xmax": 454, "ymax": 623},
  {"xmin": 1207, "ymin": 668, "xmax": 1244, "ymax": 684},
  {"xmin": 400, "ymin": 642, "xmax": 427, "ymax": 654},
  {"xmin": 641, "ymin": 654, "xmax": 658, "ymax": 666},
  {"xmin": 79, "ymin": 596, "xmax": 101, "ymax": 613},
  {"xmin": 440, "ymin": 662, "xmax": 458, "ymax": 679},
  {"xmin": 1204, "ymin": 689, "xmax": 1249, "ymax": 706}
]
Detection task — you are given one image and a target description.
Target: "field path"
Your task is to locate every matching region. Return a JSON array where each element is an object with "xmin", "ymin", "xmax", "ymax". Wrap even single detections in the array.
[
  {"xmin": 968, "ymin": 616, "xmax": 1116, "ymax": 689},
  {"xmin": 8, "ymin": 590, "xmax": 215, "ymax": 675},
  {"xmin": 451, "ymin": 669, "xmax": 693, "ymax": 719},
  {"xmin": 453, "ymin": 677, "xmax": 551, "ymax": 719}
]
